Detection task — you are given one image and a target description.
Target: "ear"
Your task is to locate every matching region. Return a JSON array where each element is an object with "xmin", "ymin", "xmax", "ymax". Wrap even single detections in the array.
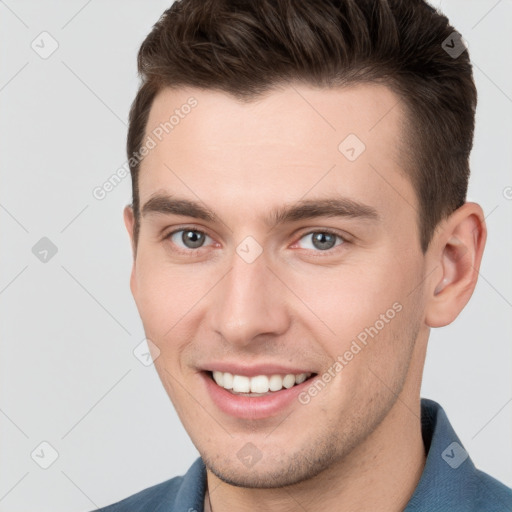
[
  {"xmin": 424, "ymin": 202, "xmax": 487, "ymax": 328},
  {"xmin": 123, "ymin": 205, "xmax": 137, "ymax": 295}
]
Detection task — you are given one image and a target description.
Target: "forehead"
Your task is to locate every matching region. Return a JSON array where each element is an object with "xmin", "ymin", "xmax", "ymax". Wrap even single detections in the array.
[{"xmin": 139, "ymin": 83, "xmax": 415, "ymax": 220}]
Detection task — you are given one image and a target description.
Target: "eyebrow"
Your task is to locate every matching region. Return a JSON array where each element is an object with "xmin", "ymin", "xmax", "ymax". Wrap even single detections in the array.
[{"xmin": 141, "ymin": 194, "xmax": 380, "ymax": 227}]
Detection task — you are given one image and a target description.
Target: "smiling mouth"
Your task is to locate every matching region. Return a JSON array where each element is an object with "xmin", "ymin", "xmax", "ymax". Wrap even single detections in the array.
[{"xmin": 207, "ymin": 370, "xmax": 317, "ymax": 396}]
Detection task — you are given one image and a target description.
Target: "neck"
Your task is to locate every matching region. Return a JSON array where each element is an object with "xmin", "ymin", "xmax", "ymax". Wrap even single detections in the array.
[{"xmin": 205, "ymin": 394, "xmax": 426, "ymax": 512}]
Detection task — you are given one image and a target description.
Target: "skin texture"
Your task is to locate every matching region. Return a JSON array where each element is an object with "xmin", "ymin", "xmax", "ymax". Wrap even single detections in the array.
[{"xmin": 124, "ymin": 83, "xmax": 486, "ymax": 512}]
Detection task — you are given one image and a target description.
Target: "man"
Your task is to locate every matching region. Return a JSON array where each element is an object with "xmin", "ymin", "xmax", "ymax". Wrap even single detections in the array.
[{"xmin": 95, "ymin": 0, "xmax": 512, "ymax": 510}]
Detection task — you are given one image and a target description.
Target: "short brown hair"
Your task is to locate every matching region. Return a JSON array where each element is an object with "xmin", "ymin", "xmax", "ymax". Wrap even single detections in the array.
[{"xmin": 127, "ymin": 0, "xmax": 477, "ymax": 252}]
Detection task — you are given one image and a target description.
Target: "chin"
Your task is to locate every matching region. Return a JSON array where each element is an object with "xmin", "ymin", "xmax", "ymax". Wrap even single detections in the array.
[{"xmin": 202, "ymin": 445, "xmax": 340, "ymax": 489}]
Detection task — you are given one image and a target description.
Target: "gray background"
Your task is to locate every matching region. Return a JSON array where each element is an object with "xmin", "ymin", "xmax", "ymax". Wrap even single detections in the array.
[{"xmin": 0, "ymin": 1, "xmax": 511, "ymax": 511}]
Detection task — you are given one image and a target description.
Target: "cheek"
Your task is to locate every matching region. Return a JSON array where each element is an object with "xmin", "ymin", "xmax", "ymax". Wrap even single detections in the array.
[
  {"xmin": 291, "ymin": 263, "xmax": 403, "ymax": 338},
  {"xmin": 133, "ymin": 252, "xmax": 201, "ymax": 334},
  {"xmin": 286, "ymin": 253, "xmax": 422, "ymax": 376},
  {"xmin": 134, "ymin": 272, "xmax": 174, "ymax": 336},
  {"xmin": 132, "ymin": 256, "xmax": 218, "ymax": 374}
]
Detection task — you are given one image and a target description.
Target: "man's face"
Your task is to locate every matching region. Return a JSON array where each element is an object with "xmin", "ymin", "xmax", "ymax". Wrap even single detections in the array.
[{"xmin": 126, "ymin": 83, "xmax": 430, "ymax": 487}]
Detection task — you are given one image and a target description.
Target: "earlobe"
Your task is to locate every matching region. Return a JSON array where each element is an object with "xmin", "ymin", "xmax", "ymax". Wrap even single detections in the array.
[{"xmin": 425, "ymin": 203, "xmax": 486, "ymax": 327}]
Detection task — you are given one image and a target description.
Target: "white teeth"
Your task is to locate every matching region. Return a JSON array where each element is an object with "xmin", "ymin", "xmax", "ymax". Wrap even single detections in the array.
[
  {"xmin": 282, "ymin": 374, "xmax": 296, "ymax": 389},
  {"xmin": 269, "ymin": 374, "xmax": 283, "ymax": 391},
  {"xmin": 223, "ymin": 372, "xmax": 233, "ymax": 389},
  {"xmin": 212, "ymin": 371, "xmax": 224, "ymax": 387},
  {"xmin": 250, "ymin": 375, "xmax": 269, "ymax": 393},
  {"xmin": 232, "ymin": 375, "xmax": 250, "ymax": 393},
  {"xmin": 211, "ymin": 371, "xmax": 312, "ymax": 393},
  {"xmin": 295, "ymin": 373, "xmax": 307, "ymax": 384}
]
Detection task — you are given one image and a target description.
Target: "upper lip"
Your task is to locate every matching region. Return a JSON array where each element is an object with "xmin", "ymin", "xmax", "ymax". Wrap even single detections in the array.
[{"xmin": 201, "ymin": 362, "xmax": 316, "ymax": 377}]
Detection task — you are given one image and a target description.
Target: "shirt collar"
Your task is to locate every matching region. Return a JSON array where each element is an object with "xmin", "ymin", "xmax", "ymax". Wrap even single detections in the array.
[{"xmin": 404, "ymin": 398, "xmax": 478, "ymax": 510}]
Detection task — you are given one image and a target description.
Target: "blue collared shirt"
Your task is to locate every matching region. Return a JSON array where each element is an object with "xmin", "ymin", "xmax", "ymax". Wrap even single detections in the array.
[{"xmin": 95, "ymin": 399, "xmax": 512, "ymax": 511}]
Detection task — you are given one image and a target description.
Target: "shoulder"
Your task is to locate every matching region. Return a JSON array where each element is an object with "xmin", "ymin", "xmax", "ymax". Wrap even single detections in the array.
[
  {"xmin": 94, "ymin": 475, "xmax": 184, "ymax": 512},
  {"xmin": 93, "ymin": 458, "xmax": 206, "ymax": 512},
  {"xmin": 469, "ymin": 469, "xmax": 512, "ymax": 511},
  {"xmin": 406, "ymin": 399, "xmax": 512, "ymax": 511}
]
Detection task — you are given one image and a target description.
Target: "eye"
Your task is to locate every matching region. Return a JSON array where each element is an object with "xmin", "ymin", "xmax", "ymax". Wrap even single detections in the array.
[
  {"xmin": 295, "ymin": 231, "xmax": 344, "ymax": 251},
  {"xmin": 168, "ymin": 229, "xmax": 214, "ymax": 250}
]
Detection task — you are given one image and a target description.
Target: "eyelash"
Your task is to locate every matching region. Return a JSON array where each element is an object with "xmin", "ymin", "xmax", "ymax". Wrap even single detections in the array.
[
  {"xmin": 163, "ymin": 227, "xmax": 213, "ymax": 256},
  {"xmin": 291, "ymin": 229, "xmax": 346, "ymax": 253},
  {"xmin": 163, "ymin": 227, "xmax": 347, "ymax": 255}
]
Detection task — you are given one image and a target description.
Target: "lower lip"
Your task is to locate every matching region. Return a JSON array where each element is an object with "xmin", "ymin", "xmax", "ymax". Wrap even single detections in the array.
[{"xmin": 201, "ymin": 372, "xmax": 314, "ymax": 420}]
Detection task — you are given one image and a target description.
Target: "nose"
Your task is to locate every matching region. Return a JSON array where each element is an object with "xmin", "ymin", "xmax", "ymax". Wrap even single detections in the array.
[{"xmin": 208, "ymin": 250, "xmax": 291, "ymax": 347}]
